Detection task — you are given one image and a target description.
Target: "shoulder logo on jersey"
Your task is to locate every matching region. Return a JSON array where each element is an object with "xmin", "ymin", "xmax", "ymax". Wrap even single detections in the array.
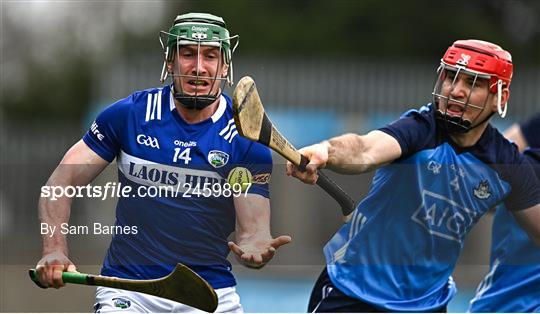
[
  {"xmin": 473, "ymin": 180, "xmax": 491, "ymax": 200},
  {"xmin": 427, "ymin": 160, "xmax": 442, "ymax": 174},
  {"xmin": 90, "ymin": 121, "xmax": 105, "ymax": 141},
  {"xmin": 145, "ymin": 90, "xmax": 162, "ymax": 122},
  {"xmin": 136, "ymin": 134, "xmax": 160, "ymax": 149},
  {"xmin": 252, "ymin": 173, "xmax": 271, "ymax": 184},
  {"xmin": 208, "ymin": 150, "xmax": 229, "ymax": 168},
  {"xmin": 219, "ymin": 118, "xmax": 239, "ymax": 143},
  {"xmin": 112, "ymin": 298, "xmax": 131, "ymax": 309}
]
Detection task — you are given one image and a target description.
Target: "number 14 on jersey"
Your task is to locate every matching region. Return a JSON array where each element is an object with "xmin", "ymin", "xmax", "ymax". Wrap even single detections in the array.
[{"xmin": 173, "ymin": 147, "xmax": 192, "ymax": 164}]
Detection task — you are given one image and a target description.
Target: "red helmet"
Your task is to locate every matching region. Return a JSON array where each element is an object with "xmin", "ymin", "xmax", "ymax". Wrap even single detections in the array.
[
  {"xmin": 432, "ymin": 39, "xmax": 513, "ymax": 133},
  {"xmin": 441, "ymin": 39, "xmax": 513, "ymax": 93}
]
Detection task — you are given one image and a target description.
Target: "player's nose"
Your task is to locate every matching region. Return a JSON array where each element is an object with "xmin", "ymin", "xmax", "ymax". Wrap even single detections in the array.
[
  {"xmin": 449, "ymin": 79, "xmax": 469, "ymax": 99},
  {"xmin": 194, "ymin": 55, "xmax": 210, "ymax": 75}
]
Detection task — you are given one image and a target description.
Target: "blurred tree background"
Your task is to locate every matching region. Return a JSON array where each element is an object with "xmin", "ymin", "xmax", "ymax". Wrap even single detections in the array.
[{"xmin": 1, "ymin": 0, "xmax": 539, "ymax": 122}]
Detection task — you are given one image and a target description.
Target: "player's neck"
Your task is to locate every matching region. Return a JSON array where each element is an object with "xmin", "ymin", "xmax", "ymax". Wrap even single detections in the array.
[
  {"xmin": 448, "ymin": 121, "xmax": 489, "ymax": 147},
  {"xmin": 174, "ymin": 99, "xmax": 219, "ymax": 124}
]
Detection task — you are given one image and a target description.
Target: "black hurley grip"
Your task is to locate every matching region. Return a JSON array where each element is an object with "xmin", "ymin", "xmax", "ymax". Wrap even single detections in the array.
[
  {"xmin": 316, "ymin": 170, "xmax": 356, "ymax": 216},
  {"xmin": 299, "ymin": 155, "xmax": 309, "ymax": 172},
  {"xmin": 29, "ymin": 269, "xmax": 47, "ymax": 289},
  {"xmin": 298, "ymin": 154, "xmax": 355, "ymax": 215}
]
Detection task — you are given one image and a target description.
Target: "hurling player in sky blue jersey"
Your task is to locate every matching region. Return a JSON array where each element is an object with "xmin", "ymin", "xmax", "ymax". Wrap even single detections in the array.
[
  {"xmin": 35, "ymin": 13, "xmax": 291, "ymax": 312},
  {"xmin": 287, "ymin": 40, "xmax": 540, "ymax": 312},
  {"xmin": 468, "ymin": 113, "xmax": 540, "ymax": 313}
]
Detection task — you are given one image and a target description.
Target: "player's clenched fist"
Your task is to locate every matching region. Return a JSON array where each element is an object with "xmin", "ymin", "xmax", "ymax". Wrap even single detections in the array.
[
  {"xmin": 35, "ymin": 251, "xmax": 77, "ymax": 289},
  {"xmin": 286, "ymin": 141, "xmax": 330, "ymax": 185}
]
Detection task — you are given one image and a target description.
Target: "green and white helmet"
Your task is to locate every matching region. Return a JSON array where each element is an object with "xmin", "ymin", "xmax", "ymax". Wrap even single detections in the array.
[{"xmin": 159, "ymin": 13, "xmax": 239, "ymax": 109}]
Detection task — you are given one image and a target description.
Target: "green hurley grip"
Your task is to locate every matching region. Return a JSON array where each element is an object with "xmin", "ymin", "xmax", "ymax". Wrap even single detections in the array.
[
  {"xmin": 28, "ymin": 269, "xmax": 90, "ymax": 288},
  {"xmin": 62, "ymin": 271, "xmax": 90, "ymax": 285}
]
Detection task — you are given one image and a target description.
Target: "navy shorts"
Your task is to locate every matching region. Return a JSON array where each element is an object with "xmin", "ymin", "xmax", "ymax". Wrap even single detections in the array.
[{"xmin": 307, "ymin": 267, "xmax": 447, "ymax": 313}]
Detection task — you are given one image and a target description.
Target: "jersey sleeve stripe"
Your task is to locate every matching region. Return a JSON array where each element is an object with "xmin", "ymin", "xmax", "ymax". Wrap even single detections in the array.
[
  {"xmin": 219, "ymin": 119, "xmax": 235, "ymax": 136},
  {"xmin": 228, "ymin": 130, "xmax": 238, "ymax": 143},
  {"xmin": 157, "ymin": 89, "xmax": 162, "ymax": 120},
  {"xmin": 150, "ymin": 93, "xmax": 158, "ymax": 120},
  {"xmin": 224, "ymin": 125, "xmax": 237, "ymax": 140},
  {"xmin": 145, "ymin": 94, "xmax": 152, "ymax": 122}
]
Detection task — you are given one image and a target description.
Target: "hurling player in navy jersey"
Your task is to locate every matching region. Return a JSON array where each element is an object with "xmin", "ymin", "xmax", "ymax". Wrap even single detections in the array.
[
  {"xmin": 35, "ymin": 13, "xmax": 290, "ymax": 312},
  {"xmin": 287, "ymin": 40, "xmax": 540, "ymax": 312},
  {"xmin": 468, "ymin": 113, "xmax": 540, "ymax": 313}
]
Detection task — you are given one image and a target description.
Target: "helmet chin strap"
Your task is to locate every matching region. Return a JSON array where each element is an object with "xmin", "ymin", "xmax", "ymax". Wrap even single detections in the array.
[
  {"xmin": 496, "ymin": 79, "xmax": 507, "ymax": 118},
  {"xmin": 435, "ymin": 110, "xmax": 494, "ymax": 134},
  {"xmin": 171, "ymin": 84, "xmax": 219, "ymax": 110}
]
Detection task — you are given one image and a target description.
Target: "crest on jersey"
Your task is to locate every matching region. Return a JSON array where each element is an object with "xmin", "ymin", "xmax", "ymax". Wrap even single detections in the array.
[
  {"xmin": 473, "ymin": 180, "xmax": 491, "ymax": 199},
  {"xmin": 112, "ymin": 298, "xmax": 131, "ymax": 309},
  {"xmin": 208, "ymin": 150, "xmax": 229, "ymax": 168}
]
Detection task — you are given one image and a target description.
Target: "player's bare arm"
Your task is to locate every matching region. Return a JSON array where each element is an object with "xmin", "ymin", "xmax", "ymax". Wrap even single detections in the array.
[
  {"xmin": 287, "ymin": 130, "xmax": 402, "ymax": 184},
  {"xmin": 513, "ymin": 204, "xmax": 540, "ymax": 247},
  {"xmin": 37, "ymin": 140, "xmax": 109, "ymax": 288},
  {"xmin": 228, "ymin": 194, "xmax": 291, "ymax": 268}
]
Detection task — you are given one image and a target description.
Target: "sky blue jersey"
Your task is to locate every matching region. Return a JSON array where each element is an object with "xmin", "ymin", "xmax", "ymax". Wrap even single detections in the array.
[
  {"xmin": 82, "ymin": 85, "xmax": 272, "ymax": 289},
  {"xmin": 323, "ymin": 104, "xmax": 540, "ymax": 312},
  {"xmin": 469, "ymin": 150, "xmax": 540, "ymax": 312}
]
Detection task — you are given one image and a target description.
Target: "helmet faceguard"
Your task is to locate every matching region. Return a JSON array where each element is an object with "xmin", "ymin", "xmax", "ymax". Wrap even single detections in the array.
[
  {"xmin": 432, "ymin": 39, "xmax": 513, "ymax": 133},
  {"xmin": 159, "ymin": 13, "xmax": 239, "ymax": 110}
]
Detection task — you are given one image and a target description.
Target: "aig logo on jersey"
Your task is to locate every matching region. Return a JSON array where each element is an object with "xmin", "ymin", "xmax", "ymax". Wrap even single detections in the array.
[
  {"xmin": 411, "ymin": 189, "xmax": 480, "ymax": 243},
  {"xmin": 208, "ymin": 150, "xmax": 229, "ymax": 168},
  {"xmin": 136, "ymin": 134, "xmax": 160, "ymax": 149}
]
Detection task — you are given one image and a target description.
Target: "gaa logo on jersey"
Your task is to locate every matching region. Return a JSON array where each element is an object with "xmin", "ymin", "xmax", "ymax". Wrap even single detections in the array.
[
  {"xmin": 208, "ymin": 150, "xmax": 229, "ymax": 168},
  {"xmin": 411, "ymin": 189, "xmax": 480, "ymax": 243},
  {"xmin": 136, "ymin": 134, "xmax": 160, "ymax": 149}
]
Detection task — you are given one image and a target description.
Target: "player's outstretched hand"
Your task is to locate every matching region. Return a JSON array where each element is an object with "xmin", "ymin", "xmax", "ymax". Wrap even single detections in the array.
[
  {"xmin": 228, "ymin": 235, "xmax": 292, "ymax": 269},
  {"xmin": 35, "ymin": 251, "xmax": 77, "ymax": 289},
  {"xmin": 286, "ymin": 141, "xmax": 330, "ymax": 185}
]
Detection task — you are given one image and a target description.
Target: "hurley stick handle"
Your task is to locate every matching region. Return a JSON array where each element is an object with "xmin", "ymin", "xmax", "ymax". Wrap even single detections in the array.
[
  {"xmin": 29, "ymin": 269, "xmax": 90, "ymax": 288},
  {"xmin": 298, "ymin": 155, "xmax": 355, "ymax": 216}
]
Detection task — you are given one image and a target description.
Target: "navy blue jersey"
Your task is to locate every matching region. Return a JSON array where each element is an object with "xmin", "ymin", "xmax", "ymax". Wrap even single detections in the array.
[
  {"xmin": 83, "ymin": 85, "xmax": 272, "ymax": 289},
  {"xmin": 521, "ymin": 112, "xmax": 540, "ymax": 148},
  {"xmin": 323, "ymin": 104, "xmax": 540, "ymax": 312},
  {"xmin": 469, "ymin": 148, "xmax": 540, "ymax": 312}
]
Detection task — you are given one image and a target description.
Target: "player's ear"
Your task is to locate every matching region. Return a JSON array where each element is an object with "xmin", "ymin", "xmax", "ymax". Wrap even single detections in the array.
[
  {"xmin": 501, "ymin": 87, "xmax": 510, "ymax": 106},
  {"xmin": 221, "ymin": 63, "xmax": 229, "ymax": 78},
  {"xmin": 498, "ymin": 87, "xmax": 510, "ymax": 116},
  {"xmin": 490, "ymin": 86, "xmax": 510, "ymax": 113}
]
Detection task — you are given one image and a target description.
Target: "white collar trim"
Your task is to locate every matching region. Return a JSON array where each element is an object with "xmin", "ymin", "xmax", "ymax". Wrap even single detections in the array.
[
  {"xmin": 211, "ymin": 95, "xmax": 227, "ymax": 123},
  {"xmin": 169, "ymin": 90, "xmax": 175, "ymax": 111}
]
